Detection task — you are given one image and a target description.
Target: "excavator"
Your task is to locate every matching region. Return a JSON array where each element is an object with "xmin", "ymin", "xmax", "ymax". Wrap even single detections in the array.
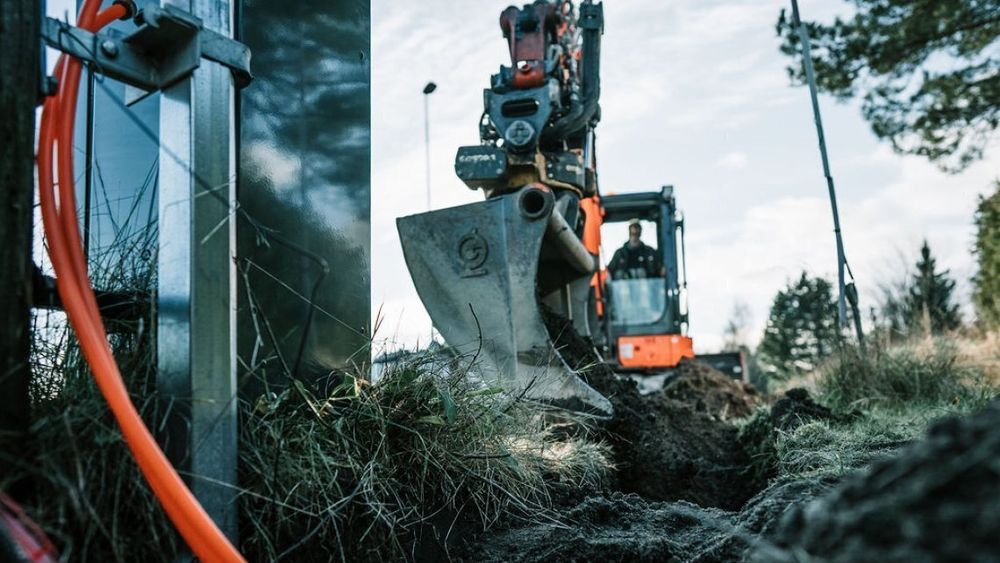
[{"xmin": 397, "ymin": 0, "xmax": 743, "ymax": 416}]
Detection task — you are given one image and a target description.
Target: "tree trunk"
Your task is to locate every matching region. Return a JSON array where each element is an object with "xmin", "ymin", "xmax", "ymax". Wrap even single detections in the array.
[{"xmin": 0, "ymin": 0, "xmax": 38, "ymax": 488}]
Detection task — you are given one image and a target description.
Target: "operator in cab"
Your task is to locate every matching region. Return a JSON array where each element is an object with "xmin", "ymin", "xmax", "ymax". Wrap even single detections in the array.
[{"xmin": 609, "ymin": 220, "xmax": 663, "ymax": 279}]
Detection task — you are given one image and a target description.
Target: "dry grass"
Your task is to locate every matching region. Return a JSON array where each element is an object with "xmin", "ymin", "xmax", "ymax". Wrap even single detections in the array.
[
  {"xmin": 954, "ymin": 330, "xmax": 1000, "ymax": 387},
  {"xmin": 238, "ymin": 354, "xmax": 611, "ymax": 561},
  {"xmin": 3, "ymin": 317, "xmax": 180, "ymax": 562},
  {"xmin": 772, "ymin": 332, "xmax": 998, "ymax": 411},
  {"xmin": 9, "ymin": 315, "xmax": 610, "ymax": 562},
  {"xmin": 741, "ymin": 331, "xmax": 999, "ymax": 491},
  {"xmin": 1, "ymin": 218, "xmax": 178, "ymax": 561}
]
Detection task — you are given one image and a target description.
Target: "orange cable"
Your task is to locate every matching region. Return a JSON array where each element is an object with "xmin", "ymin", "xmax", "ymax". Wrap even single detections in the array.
[{"xmin": 38, "ymin": 3, "xmax": 245, "ymax": 561}]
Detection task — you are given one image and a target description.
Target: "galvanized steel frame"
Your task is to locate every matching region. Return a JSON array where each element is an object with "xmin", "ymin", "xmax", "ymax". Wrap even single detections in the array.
[{"xmin": 156, "ymin": 0, "xmax": 239, "ymax": 541}]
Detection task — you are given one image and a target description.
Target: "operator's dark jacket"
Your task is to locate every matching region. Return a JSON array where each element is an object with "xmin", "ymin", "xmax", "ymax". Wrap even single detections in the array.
[{"xmin": 609, "ymin": 241, "xmax": 661, "ymax": 279}]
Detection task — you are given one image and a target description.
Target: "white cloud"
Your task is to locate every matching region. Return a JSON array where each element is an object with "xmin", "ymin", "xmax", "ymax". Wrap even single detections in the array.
[
  {"xmin": 685, "ymin": 152, "xmax": 997, "ymax": 352},
  {"xmin": 373, "ymin": 0, "xmax": 999, "ymax": 355},
  {"xmin": 717, "ymin": 151, "xmax": 749, "ymax": 169}
]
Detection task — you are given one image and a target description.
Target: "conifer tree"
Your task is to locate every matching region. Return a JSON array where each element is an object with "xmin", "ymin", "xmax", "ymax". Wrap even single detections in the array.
[
  {"xmin": 972, "ymin": 185, "xmax": 1000, "ymax": 328},
  {"xmin": 903, "ymin": 241, "xmax": 962, "ymax": 335},
  {"xmin": 758, "ymin": 272, "xmax": 841, "ymax": 379},
  {"xmin": 777, "ymin": 0, "xmax": 1000, "ymax": 172}
]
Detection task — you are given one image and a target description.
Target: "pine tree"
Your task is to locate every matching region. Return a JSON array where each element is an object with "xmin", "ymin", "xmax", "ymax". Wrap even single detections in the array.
[
  {"xmin": 776, "ymin": 0, "xmax": 1000, "ymax": 172},
  {"xmin": 972, "ymin": 184, "xmax": 1000, "ymax": 328},
  {"xmin": 758, "ymin": 272, "xmax": 841, "ymax": 380},
  {"xmin": 903, "ymin": 241, "xmax": 962, "ymax": 335}
]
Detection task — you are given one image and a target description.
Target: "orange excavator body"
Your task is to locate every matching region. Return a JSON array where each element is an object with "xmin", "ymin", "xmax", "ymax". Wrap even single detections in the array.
[{"xmin": 615, "ymin": 334, "xmax": 695, "ymax": 370}]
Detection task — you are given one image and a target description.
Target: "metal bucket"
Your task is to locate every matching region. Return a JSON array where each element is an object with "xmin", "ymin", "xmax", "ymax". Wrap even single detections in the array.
[{"xmin": 397, "ymin": 188, "xmax": 612, "ymax": 417}]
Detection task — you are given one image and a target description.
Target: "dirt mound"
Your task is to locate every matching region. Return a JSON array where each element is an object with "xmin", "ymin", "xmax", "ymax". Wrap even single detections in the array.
[
  {"xmin": 542, "ymin": 309, "xmax": 765, "ymax": 510},
  {"xmin": 763, "ymin": 398, "xmax": 1000, "ymax": 562},
  {"xmin": 460, "ymin": 493, "xmax": 736, "ymax": 563},
  {"xmin": 664, "ymin": 359, "xmax": 761, "ymax": 420},
  {"xmin": 769, "ymin": 387, "xmax": 841, "ymax": 430},
  {"xmin": 588, "ymin": 369, "xmax": 761, "ymax": 509}
]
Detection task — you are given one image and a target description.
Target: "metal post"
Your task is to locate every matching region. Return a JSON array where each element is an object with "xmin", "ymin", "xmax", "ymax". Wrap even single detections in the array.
[
  {"xmin": 790, "ymin": 0, "xmax": 847, "ymax": 326},
  {"xmin": 0, "ymin": 0, "xmax": 38, "ymax": 487},
  {"xmin": 792, "ymin": 0, "xmax": 847, "ymax": 326},
  {"xmin": 791, "ymin": 0, "xmax": 866, "ymax": 350},
  {"xmin": 157, "ymin": 0, "xmax": 239, "ymax": 542}
]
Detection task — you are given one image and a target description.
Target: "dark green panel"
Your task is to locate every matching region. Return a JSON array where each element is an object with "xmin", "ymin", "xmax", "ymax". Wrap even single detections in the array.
[{"xmin": 237, "ymin": 0, "xmax": 371, "ymax": 393}]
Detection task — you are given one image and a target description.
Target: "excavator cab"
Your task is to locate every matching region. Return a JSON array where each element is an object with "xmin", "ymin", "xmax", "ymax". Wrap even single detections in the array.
[{"xmin": 597, "ymin": 186, "xmax": 695, "ymax": 371}]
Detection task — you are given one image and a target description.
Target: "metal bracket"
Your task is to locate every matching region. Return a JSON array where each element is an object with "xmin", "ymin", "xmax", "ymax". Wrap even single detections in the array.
[
  {"xmin": 31, "ymin": 265, "xmax": 150, "ymax": 326},
  {"xmin": 41, "ymin": 4, "xmax": 252, "ymax": 93}
]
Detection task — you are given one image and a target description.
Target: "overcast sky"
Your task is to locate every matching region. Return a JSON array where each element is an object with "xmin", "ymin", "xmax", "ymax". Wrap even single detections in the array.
[
  {"xmin": 48, "ymin": 0, "xmax": 995, "ymax": 354},
  {"xmin": 371, "ymin": 0, "xmax": 998, "ymax": 354}
]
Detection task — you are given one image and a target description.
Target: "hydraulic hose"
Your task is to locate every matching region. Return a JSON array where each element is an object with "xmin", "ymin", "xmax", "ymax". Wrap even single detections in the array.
[
  {"xmin": 37, "ymin": 3, "xmax": 245, "ymax": 562},
  {"xmin": 543, "ymin": 2, "xmax": 601, "ymax": 141}
]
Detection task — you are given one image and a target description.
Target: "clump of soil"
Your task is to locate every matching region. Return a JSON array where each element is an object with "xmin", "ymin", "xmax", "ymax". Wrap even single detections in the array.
[
  {"xmin": 770, "ymin": 387, "xmax": 841, "ymax": 430},
  {"xmin": 543, "ymin": 310, "xmax": 765, "ymax": 510},
  {"xmin": 664, "ymin": 359, "xmax": 762, "ymax": 420},
  {"xmin": 763, "ymin": 397, "xmax": 1000, "ymax": 562},
  {"xmin": 738, "ymin": 387, "xmax": 846, "ymax": 484}
]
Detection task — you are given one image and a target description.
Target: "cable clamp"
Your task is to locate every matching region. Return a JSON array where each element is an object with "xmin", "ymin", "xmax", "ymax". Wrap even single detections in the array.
[{"xmin": 40, "ymin": 4, "xmax": 252, "ymax": 96}]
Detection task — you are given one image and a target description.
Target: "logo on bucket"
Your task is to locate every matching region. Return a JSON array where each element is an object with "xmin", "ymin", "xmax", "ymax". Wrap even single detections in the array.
[{"xmin": 458, "ymin": 229, "xmax": 489, "ymax": 277}]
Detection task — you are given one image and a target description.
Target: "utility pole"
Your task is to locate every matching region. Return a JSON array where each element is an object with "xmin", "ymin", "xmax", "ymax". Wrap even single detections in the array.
[
  {"xmin": 790, "ymin": 0, "xmax": 866, "ymax": 355},
  {"xmin": 0, "ymin": 0, "xmax": 38, "ymax": 490}
]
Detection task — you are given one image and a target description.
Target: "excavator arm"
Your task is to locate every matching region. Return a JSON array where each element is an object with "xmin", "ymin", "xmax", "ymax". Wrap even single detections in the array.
[{"xmin": 397, "ymin": 0, "xmax": 611, "ymax": 415}]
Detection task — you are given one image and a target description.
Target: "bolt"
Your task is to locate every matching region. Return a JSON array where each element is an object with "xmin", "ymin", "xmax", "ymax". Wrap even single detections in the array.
[{"xmin": 100, "ymin": 40, "xmax": 119, "ymax": 58}]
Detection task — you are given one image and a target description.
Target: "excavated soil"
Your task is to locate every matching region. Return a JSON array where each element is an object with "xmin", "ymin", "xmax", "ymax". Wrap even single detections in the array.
[
  {"xmin": 769, "ymin": 387, "xmax": 842, "ymax": 430},
  {"xmin": 542, "ymin": 310, "xmax": 764, "ymax": 509},
  {"xmin": 583, "ymin": 366, "xmax": 763, "ymax": 509},
  {"xmin": 463, "ymin": 493, "xmax": 735, "ymax": 563},
  {"xmin": 464, "ymin": 393, "xmax": 1000, "ymax": 563},
  {"xmin": 452, "ymin": 311, "xmax": 834, "ymax": 562},
  {"xmin": 460, "ymin": 475, "xmax": 839, "ymax": 563},
  {"xmin": 763, "ymin": 397, "xmax": 1000, "ymax": 562},
  {"xmin": 464, "ymin": 310, "xmax": 1000, "ymax": 562},
  {"xmin": 664, "ymin": 359, "xmax": 762, "ymax": 421}
]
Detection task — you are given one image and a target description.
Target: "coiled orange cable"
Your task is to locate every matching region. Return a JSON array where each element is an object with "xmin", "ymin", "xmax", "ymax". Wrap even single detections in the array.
[{"xmin": 37, "ymin": 3, "xmax": 245, "ymax": 561}]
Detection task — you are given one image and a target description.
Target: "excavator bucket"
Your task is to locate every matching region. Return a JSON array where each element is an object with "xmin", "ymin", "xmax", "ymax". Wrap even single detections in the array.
[{"xmin": 397, "ymin": 188, "xmax": 613, "ymax": 417}]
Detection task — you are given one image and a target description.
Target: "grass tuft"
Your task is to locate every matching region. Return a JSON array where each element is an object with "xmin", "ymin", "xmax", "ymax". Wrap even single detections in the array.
[
  {"xmin": 238, "ymin": 355, "xmax": 611, "ymax": 561},
  {"xmin": 816, "ymin": 338, "xmax": 992, "ymax": 412}
]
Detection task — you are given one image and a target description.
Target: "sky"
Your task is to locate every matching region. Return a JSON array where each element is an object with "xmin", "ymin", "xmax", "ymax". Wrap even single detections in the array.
[
  {"xmin": 43, "ymin": 0, "xmax": 997, "ymax": 354},
  {"xmin": 371, "ymin": 0, "xmax": 999, "ymax": 354}
]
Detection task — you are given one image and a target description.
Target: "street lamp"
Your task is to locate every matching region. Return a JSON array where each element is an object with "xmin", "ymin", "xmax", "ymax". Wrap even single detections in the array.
[
  {"xmin": 422, "ymin": 82, "xmax": 437, "ymax": 213},
  {"xmin": 422, "ymin": 82, "xmax": 437, "ymax": 343}
]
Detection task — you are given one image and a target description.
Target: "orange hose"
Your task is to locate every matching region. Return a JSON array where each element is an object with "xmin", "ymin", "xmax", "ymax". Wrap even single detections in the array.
[
  {"xmin": 94, "ymin": 5, "xmax": 126, "ymax": 28},
  {"xmin": 38, "ymin": 3, "xmax": 245, "ymax": 562}
]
